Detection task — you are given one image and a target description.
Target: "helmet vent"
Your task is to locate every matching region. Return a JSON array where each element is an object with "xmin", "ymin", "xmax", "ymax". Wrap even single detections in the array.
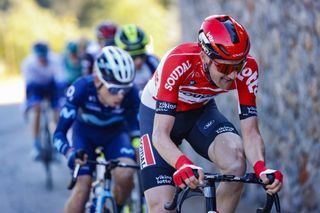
[
  {"xmin": 221, "ymin": 19, "xmax": 240, "ymax": 44},
  {"xmin": 216, "ymin": 44, "xmax": 230, "ymax": 56}
]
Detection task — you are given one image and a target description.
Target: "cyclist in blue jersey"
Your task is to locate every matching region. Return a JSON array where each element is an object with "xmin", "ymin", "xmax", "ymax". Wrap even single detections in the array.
[
  {"xmin": 21, "ymin": 41, "xmax": 64, "ymax": 160},
  {"xmin": 115, "ymin": 24, "xmax": 159, "ymax": 95},
  {"xmin": 53, "ymin": 46, "xmax": 140, "ymax": 213}
]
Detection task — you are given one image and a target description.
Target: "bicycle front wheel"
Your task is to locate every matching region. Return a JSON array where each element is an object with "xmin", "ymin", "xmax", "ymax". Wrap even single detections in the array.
[{"xmin": 95, "ymin": 196, "xmax": 117, "ymax": 213}]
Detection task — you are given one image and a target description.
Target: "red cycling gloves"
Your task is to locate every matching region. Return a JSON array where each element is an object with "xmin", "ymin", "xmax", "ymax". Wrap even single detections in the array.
[
  {"xmin": 173, "ymin": 155, "xmax": 202, "ymax": 186},
  {"xmin": 254, "ymin": 160, "xmax": 283, "ymax": 183}
]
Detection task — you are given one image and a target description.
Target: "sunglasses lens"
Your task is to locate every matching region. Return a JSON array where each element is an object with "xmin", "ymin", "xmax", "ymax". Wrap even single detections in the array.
[
  {"xmin": 108, "ymin": 87, "xmax": 131, "ymax": 95},
  {"xmin": 214, "ymin": 59, "xmax": 246, "ymax": 75}
]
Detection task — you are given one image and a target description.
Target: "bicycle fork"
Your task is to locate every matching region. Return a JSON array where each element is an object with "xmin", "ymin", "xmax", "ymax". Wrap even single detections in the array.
[{"xmin": 203, "ymin": 179, "xmax": 217, "ymax": 213}]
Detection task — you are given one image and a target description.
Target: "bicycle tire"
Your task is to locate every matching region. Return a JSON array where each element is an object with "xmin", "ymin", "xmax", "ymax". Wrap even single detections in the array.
[{"xmin": 39, "ymin": 104, "xmax": 54, "ymax": 190}]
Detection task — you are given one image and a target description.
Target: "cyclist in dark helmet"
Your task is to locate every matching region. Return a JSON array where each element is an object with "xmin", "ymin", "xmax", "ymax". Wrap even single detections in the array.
[
  {"xmin": 21, "ymin": 41, "xmax": 64, "ymax": 160},
  {"xmin": 138, "ymin": 15, "xmax": 283, "ymax": 213},
  {"xmin": 115, "ymin": 24, "xmax": 159, "ymax": 95},
  {"xmin": 53, "ymin": 46, "xmax": 140, "ymax": 213}
]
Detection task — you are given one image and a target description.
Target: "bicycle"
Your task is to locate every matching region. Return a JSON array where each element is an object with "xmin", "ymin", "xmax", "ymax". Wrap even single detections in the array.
[
  {"xmin": 165, "ymin": 172, "xmax": 281, "ymax": 213},
  {"xmin": 68, "ymin": 150, "xmax": 143, "ymax": 213},
  {"xmin": 38, "ymin": 99, "xmax": 56, "ymax": 190},
  {"xmin": 25, "ymin": 98, "xmax": 56, "ymax": 190}
]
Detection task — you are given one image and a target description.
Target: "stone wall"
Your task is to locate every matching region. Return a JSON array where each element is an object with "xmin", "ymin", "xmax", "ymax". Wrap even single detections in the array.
[{"xmin": 178, "ymin": 0, "xmax": 320, "ymax": 212}]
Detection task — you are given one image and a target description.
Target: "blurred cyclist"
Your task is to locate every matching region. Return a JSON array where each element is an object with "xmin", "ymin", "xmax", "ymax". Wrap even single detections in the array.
[
  {"xmin": 53, "ymin": 46, "xmax": 140, "ymax": 213},
  {"xmin": 21, "ymin": 41, "xmax": 64, "ymax": 160},
  {"xmin": 139, "ymin": 15, "xmax": 283, "ymax": 213},
  {"xmin": 115, "ymin": 24, "xmax": 159, "ymax": 93},
  {"xmin": 62, "ymin": 41, "xmax": 82, "ymax": 86},
  {"xmin": 83, "ymin": 21, "xmax": 118, "ymax": 75}
]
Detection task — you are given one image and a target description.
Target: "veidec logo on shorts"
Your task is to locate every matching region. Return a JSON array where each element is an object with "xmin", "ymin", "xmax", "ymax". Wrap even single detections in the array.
[
  {"xmin": 139, "ymin": 134, "xmax": 156, "ymax": 169},
  {"xmin": 164, "ymin": 60, "xmax": 192, "ymax": 91}
]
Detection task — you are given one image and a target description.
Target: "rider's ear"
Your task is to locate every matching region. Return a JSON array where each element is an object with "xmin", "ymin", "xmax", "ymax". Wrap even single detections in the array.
[
  {"xmin": 200, "ymin": 51, "xmax": 209, "ymax": 63},
  {"xmin": 94, "ymin": 75, "xmax": 101, "ymax": 85}
]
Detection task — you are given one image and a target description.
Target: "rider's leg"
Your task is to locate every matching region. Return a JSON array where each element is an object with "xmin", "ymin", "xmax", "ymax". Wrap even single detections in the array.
[
  {"xmin": 64, "ymin": 175, "xmax": 92, "ymax": 213},
  {"xmin": 113, "ymin": 157, "xmax": 136, "ymax": 208},
  {"xmin": 144, "ymin": 185, "xmax": 176, "ymax": 213},
  {"xmin": 32, "ymin": 103, "xmax": 41, "ymax": 140},
  {"xmin": 208, "ymin": 132, "xmax": 246, "ymax": 213}
]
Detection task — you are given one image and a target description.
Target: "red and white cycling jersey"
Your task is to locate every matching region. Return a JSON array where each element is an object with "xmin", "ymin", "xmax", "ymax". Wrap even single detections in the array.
[{"xmin": 141, "ymin": 43, "xmax": 259, "ymax": 113}]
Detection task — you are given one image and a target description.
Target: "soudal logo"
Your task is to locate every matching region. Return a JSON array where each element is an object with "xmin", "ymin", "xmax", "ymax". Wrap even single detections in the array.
[
  {"xmin": 164, "ymin": 60, "xmax": 192, "ymax": 91},
  {"xmin": 180, "ymin": 90, "xmax": 213, "ymax": 99}
]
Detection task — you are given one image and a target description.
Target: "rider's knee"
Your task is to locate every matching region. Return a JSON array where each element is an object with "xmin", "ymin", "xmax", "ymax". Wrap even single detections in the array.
[
  {"xmin": 73, "ymin": 176, "xmax": 91, "ymax": 199},
  {"xmin": 220, "ymin": 139, "xmax": 246, "ymax": 175},
  {"xmin": 230, "ymin": 148, "xmax": 246, "ymax": 173}
]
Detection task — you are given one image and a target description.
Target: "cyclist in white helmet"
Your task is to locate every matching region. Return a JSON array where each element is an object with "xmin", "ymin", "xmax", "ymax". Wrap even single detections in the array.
[{"xmin": 53, "ymin": 46, "xmax": 140, "ymax": 213}]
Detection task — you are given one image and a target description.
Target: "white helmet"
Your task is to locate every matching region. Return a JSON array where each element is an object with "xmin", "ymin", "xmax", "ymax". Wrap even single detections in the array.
[{"xmin": 95, "ymin": 46, "xmax": 135, "ymax": 86}]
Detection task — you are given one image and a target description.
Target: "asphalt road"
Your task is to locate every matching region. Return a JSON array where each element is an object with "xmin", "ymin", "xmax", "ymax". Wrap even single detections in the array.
[{"xmin": 0, "ymin": 103, "xmax": 70, "ymax": 213}]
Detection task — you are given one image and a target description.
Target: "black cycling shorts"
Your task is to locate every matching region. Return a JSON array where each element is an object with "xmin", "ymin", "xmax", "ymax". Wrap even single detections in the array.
[{"xmin": 139, "ymin": 99, "xmax": 239, "ymax": 191}]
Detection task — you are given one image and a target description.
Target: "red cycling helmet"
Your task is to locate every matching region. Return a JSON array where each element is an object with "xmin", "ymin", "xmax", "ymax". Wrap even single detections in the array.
[
  {"xmin": 96, "ymin": 21, "xmax": 118, "ymax": 41},
  {"xmin": 198, "ymin": 15, "xmax": 250, "ymax": 61}
]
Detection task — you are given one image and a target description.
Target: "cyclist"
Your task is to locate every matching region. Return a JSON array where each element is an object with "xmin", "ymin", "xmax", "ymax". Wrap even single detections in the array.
[
  {"xmin": 21, "ymin": 41, "xmax": 64, "ymax": 160},
  {"xmin": 83, "ymin": 21, "xmax": 118, "ymax": 75},
  {"xmin": 62, "ymin": 41, "xmax": 82, "ymax": 86},
  {"xmin": 138, "ymin": 15, "xmax": 283, "ymax": 213},
  {"xmin": 115, "ymin": 24, "xmax": 159, "ymax": 93},
  {"xmin": 53, "ymin": 46, "xmax": 140, "ymax": 213}
]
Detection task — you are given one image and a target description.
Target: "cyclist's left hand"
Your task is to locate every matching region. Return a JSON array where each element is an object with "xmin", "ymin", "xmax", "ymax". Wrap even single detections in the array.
[
  {"xmin": 66, "ymin": 149, "xmax": 88, "ymax": 170},
  {"xmin": 254, "ymin": 160, "xmax": 283, "ymax": 194}
]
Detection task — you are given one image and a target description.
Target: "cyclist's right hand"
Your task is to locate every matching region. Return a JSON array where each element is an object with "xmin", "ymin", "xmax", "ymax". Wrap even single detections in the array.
[
  {"xmin": 173, "ymin": 155, "xmax": 204, "ymax": 189},
  {"xmin": 66, "ymin": 149, "xmax": 88, "ymax": 170}
]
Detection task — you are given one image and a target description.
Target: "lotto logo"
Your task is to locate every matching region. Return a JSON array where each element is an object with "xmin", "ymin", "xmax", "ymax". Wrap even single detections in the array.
[{"xmin": 237, "ymin": 67, "xmax": 258, "ymax": 96}]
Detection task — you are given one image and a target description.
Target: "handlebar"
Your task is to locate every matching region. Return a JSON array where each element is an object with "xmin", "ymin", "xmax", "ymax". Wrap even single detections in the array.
[
  {"xmin": 67, "ymin": 158, "xmax": 139, "ymax": 190},
  {"xmin": 165, "ymin": 173, "xmax": 281, "ymax": 213}
]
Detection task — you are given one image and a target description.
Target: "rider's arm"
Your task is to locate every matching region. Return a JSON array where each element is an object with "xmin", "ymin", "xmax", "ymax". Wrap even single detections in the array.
[
  {"xmin": 240, "ymin": 116, "xmax": 265, "ymax": 166},
  {"xmin": 237, "ymin": 58, "xmax": 283, "ymax": 192},
  {"xmin": 152, "ymin": 113, "xmax": 183, "ymax": 167},
  {"xmin": 53, "ymin": 79, "xmax": 87, "ymax": 156},
  {"xmin": 53, "ymin": 102, "xmax": 78, "ymax": 155}
]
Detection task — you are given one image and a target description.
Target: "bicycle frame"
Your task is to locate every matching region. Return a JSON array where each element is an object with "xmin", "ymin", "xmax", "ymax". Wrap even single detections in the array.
[
  {"xmin": 165, "ymin": 173, "xmax": 281, "ymax": 213},
  {"xmin": 68, "ymin": 159, "xmax": 140, "ymax": 213}
]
